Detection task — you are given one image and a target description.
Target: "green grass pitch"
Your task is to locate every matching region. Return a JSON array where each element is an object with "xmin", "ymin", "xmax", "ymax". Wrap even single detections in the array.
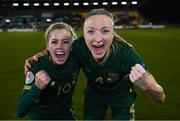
[{"xmin": 0, "ymin": 28, "xmax": 179, "ymax": 119}]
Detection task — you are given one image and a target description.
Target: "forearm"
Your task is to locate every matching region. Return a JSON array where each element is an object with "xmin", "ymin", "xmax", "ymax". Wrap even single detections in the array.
[
  {"xmin": 143, "ymin": 74, "xmax": 165, "ymax": 103},
  {"xmin": 37, "ymin": 49, "xmax": 48, "ymax": 57},
  {"xmin": 17, "ymin": 84, "xmax": 41, "ymax": 118},
  {"xmin": 129, "ymin": 64, "xmax": 165, "ymax": 103},
  {"xmin": 25, "ymin": 49, "xmax": 48, "ymax": 74}
]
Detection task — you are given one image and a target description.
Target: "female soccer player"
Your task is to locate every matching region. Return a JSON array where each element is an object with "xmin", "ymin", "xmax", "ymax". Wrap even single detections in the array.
[
  {"xmin": 17, "ymin": 22, "xmax": 80, "ymax": 120},
  {"xmin": 24, "ymin": 9, "xmax": 165, "ymax": 120},
  {"xmin": 73, "ymin": 9, "xmax": 165, "ymax": 120}
]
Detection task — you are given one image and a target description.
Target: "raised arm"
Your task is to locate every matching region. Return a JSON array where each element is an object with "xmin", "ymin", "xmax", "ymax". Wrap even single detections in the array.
[
  {"xmin": 129, "ymin": 64, "xmax": 165, "ymax": 103},
  {"xmin": 24, "ymin": 49, "xmax": 48, "ymax": 74},
  {"xmin": 17, "ymin": 70, "xmax": 51, "ymax": 118}
]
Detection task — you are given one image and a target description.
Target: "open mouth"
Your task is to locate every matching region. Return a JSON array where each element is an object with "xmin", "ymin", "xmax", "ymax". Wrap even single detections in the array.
[
  {"xmin": 55, "ymin": 51, "xmax": 65, "ymax": 61},
  {"xmin": 92, "ymin": 44, "xmax": 104, "ymax": 48},
  {"xmin": 92, "ymin": 44, "xmax": 104, "ymax": 54}
]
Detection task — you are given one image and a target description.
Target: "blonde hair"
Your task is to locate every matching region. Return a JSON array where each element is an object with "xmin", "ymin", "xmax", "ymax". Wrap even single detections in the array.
[{"xmin": 45, "ymin": 22, "xmax": 77, "ymax": 43}]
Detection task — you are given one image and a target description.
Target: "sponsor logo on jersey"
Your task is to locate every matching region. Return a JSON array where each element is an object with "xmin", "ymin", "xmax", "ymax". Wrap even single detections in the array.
[
  {"xmin": 25, "ymin": 71, "xmax": 34, "ymax": 84},
  {"xmin": 107, "ymin": 73, "xmax": 119, "ymax": 83},
  {"xmin": 51, "ymin": 81, "xmax": 56, "ymax": 86}
]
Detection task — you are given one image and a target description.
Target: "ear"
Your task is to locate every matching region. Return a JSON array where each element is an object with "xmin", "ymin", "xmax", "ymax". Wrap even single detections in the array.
[
  {"xmin": 46, "ymin": 43, "xmax": 49, "ymax": 51},
  {"xmin": 70, "ymin": 46, "xmax": 73, "ymax": 51}
]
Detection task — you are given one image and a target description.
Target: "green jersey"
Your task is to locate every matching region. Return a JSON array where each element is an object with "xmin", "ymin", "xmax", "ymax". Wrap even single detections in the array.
[
  {"xmin": 17, "ymin": 54, "xmax": 80, "ymax": 120},
  {"xmin": 73, "ymin": 36, "xmax": 145, "ymax": 107}
]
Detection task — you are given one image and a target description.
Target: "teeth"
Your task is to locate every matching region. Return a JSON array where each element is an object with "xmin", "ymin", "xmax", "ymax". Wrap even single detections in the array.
[{"xmin": 56, "ymin": 51, "xmax": 64, "ymax": 55}]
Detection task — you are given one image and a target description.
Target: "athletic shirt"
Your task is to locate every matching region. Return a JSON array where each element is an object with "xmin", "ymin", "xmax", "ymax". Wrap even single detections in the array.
[
  {"xmin": 17, "ymin": 53, "xmax": 80, "ymax": 119},
  {"xmin": 73, "ymin": 36, "xmax": 146, "ymax": 107}
]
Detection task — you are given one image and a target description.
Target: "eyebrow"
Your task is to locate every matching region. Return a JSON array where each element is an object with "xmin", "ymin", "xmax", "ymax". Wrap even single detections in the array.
[
  {"xmin": 86, "ymin": 26, "xmax": 112, "ymax": 30},
  {"xmin": 49, "ymin": 36, "xmax": 71, "ymax": 41},
  {"xmin": 50, "ymin": 38, "xmax": 58, "ymax": 41}
]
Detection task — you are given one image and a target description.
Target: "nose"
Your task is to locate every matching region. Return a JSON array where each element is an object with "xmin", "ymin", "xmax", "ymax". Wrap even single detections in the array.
[
  {"xmin": 57, "ymin": 41, "xmax": 63, "ymax": 48},
  {"xmin": 94, "ymin": 31, "xmax": 102, "ymax": 43}
]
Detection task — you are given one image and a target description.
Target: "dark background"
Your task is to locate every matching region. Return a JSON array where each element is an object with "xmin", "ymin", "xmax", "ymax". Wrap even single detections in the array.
[
  {"xmin": 139, "ymin": 0, "xmax": 180, "ymax": 24},
  {"xmin": 0, "ymin": 0, "xmax": 179, "ymax": 24}
]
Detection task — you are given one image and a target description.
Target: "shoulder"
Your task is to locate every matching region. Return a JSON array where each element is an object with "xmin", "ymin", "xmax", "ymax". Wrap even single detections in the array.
[
  {"xmin": 30, "ymin": 55, "xmax": 47, "ymax": 72},
  {"xmin": 72, "ymin": 36, "xmax": 88, "ymax": 54},
  {"xmin": 73, "ymin": 36, "xmax": 84, "ymax": 47},
  {"xmin": 112, "ymin": 37, "xmax": 133, "ymax": 54}
]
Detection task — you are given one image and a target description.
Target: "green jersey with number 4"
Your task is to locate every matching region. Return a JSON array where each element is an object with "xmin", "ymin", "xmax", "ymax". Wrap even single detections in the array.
[{"xmin": 73, "ymin": 36, "xmax": 145, "ymax": 107}]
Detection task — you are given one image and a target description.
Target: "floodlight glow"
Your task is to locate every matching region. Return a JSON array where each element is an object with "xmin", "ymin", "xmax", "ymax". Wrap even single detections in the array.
[
  {"xmin": 12, "ymin": 3, "xmax": 19, "ymax": 6},
  {"xmin": 44, "ymin": 3, "xmax": 50, "ymax": 6},
  {"xmin": 54, "ymin": 3, "xmax": 60, "ymax": 6},
  {"xmin": 5, "ymin": 19, "xmax": 10, "ymax": 23},
  {"xmin": 23, "ymin": 3, "xmax": 29, "ymax": 6},
  {"xmin": 93, "ymin": 2, "xmax": 98, "ymax": 5},
  {"xmin": 83, "ymin": 2, "xmax": 89, "ymax": 6},
  {"xmin": 46, "ymin": 19, "xmax": 52, "ymax": 22},
  {"xmin": 102, "ymin": 2, "xmax": 108, "ymax": 5},
  {"xmin": 121, "ymin": 1, "xmax": 127, "ymax": 5},
  {"xmin": 73, "ymin": 2, "xmax": 79, "ymax": 6},
  {"xmin": 33, "ymin": 3, "xmax": 40, "ymax": 6},
  {"xmin": 112, "ymin": 2, "xmax": 118, "ymax": 5},
  {"xmin": 132, "ymin": 1, "xmax": 138, "ymax": 5},
  {"xmin": 64, "ymin": 2, "xmax": 69, "ymax": 6}
]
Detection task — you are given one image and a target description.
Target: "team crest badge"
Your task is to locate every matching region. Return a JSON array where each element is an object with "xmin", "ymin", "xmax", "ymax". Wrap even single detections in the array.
[
  {"xmin": 107, "ymin": 73, "xmax": 119, "ymax": 83},
  {"xmin": 25, "ymin": 71, "xmax": 34, "ymax": 84}
]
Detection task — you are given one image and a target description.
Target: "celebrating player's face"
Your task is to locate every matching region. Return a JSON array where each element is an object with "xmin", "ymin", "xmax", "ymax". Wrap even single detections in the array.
[
  {"xmin": 47, "ymin": 29, "xmax": 72, "ymax": 65},
  {"xmin": 83, "ymin": 15, "xmax": 114, "ymax": 61}
]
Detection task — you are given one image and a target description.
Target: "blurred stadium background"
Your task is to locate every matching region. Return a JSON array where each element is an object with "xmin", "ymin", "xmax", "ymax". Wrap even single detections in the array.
[{"xmin": 0, "ymin": 0, "xmax": 180, "ymax": 120}]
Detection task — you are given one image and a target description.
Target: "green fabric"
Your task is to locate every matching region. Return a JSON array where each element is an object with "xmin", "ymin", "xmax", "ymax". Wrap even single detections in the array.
[
  {"xmin": 73, "ymin": 36, "xmax": 145, "ymax": 105},
  {"xmin": 84, "ymin": 96, "xmax": 135, "ymax": 120},
  {"xmin": 17, "ymin": 54, "xmax": 80, "ymax": 120}
]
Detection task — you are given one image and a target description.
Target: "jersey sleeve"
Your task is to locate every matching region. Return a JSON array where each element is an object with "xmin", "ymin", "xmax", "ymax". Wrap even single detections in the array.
[
  {"xmin": 16, "ymin": 68, "xmax": 41, "ymax": 118},
  {"xmin": 123, "ymin": 45, "xmax": 146, "ymax": 74}
]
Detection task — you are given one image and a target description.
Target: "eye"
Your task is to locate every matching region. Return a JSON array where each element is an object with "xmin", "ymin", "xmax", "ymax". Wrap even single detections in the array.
[
  {"xmin": 50, "ymin": 40, "xmax": 58, "ymax": 44},
  {"xmin": 103, "ymin": 29, "xmax": 110, "ymax": 33},
  {"xmin": 87, "ymin": 30, "xmax": 94, "ymax": 34},
  {"xmin": 62, "ymin": 39, "xmax": 70, "ymax": 44}
]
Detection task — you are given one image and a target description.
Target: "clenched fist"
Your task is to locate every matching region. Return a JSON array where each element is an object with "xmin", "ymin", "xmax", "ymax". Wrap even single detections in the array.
[
  {"xmin": 129, "ymin": 64, "xmax": 165, "ymax": 103},
  {"xmin": 129, "ymin": 64, "xmax": 151, "ymax": 91},
  {"xmin": 35, "ymin": 70, "xmax": 51, "ymax": 90}
]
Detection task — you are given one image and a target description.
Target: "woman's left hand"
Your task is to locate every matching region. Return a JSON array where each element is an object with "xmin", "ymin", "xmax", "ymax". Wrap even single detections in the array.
[{"xmin": 129, "ymin": 64, "xmax": 151, "ymax": 91}]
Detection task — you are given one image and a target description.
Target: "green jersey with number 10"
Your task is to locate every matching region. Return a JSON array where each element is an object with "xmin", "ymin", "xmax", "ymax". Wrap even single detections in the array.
[{"xmin": 17, "ymin": 54, "xmax": 80, "ymax": 119}]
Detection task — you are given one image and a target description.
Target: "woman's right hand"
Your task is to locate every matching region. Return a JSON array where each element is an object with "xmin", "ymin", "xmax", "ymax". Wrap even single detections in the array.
[
  {"xmin": 24, "ymin": 55, "xmax": 39, "ymax": 75},
  {"xmin": 35, "ymin": 70, "xmax": 51, "ymax": 90}
]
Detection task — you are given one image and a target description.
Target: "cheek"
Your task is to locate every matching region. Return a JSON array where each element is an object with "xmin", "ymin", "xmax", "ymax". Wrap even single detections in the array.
[
  {"xmin": 107, "ymin": 40, "xmax": 113, "ymax": 48},
  {"xmin": 107, "ymin": 35, "xmax": 114, "ymax": 43},
  {"xmin": 85, "ymin": 40, "xmax": 92, "ymax": 49},
  {"xmin": 47, "ymin": 45, "xmax": 55, "ymax": 53},
  {"xmin": 47, "ymin": 45, "xmax": 50, "ymax": 51},
  {"xmin": 64, "ymin": 45, "xmax": 71, "ymax": 52},
  {"xmin": 84, "ymin": 33, "xmax": 93, "ymax": 41},
  {"xmin": 84, "ymin": 36, "xmax": 93, "ymax": 45},
  {"xmin": 46, "ymin": 43, "xmax": 49, "ymax": 50}
]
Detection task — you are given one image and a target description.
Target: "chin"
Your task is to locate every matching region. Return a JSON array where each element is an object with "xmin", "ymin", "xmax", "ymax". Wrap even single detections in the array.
[
  {"xmin": 93, "ymin": 54, "xmax": 104, "ymax": 60},
  {"xmin": 56, "ymin": 62, "xmax": 65, "ymax": 65},
  {"xmin": 55, "ymin": 60, "xmax": 66, "ymax": 65}
]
